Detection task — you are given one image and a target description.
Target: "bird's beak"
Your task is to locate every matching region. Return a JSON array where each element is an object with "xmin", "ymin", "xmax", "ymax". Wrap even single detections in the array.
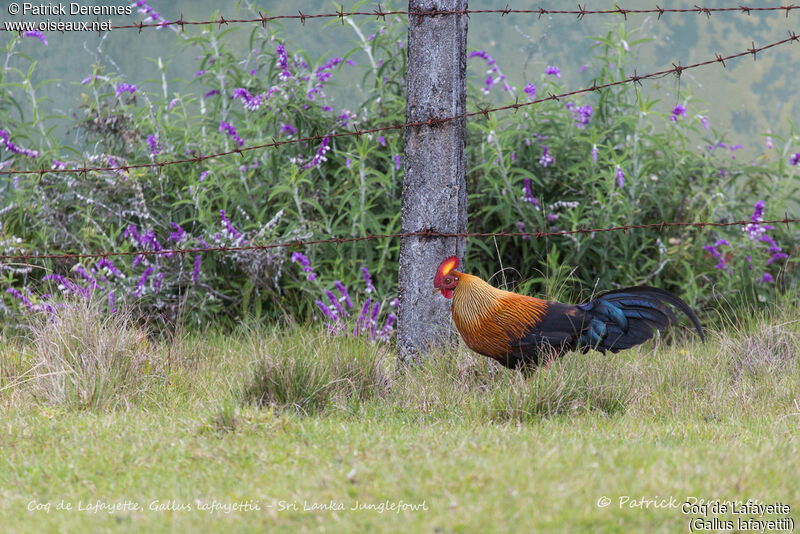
[{"xmin": 432, "ymin": 288, "xmax": 441, "ymax": 294}]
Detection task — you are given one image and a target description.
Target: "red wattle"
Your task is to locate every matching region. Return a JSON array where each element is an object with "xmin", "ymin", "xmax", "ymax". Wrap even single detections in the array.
[{"xmin": 442, "ymin": 289, "xmax": 453, "ymax": 299}]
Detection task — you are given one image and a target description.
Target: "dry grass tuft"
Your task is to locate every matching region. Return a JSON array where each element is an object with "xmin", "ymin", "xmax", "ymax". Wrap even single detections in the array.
[
  {"xmin": 721, "ymin": 323, "xmax": 800, "ymax": 379},
  {"xmin": 242, "ymin": 328, "xmax": 393, "ymax": 415},
  {"xmin": 27, "ymin": 299, "xmax": 162, "ymax": 410}
]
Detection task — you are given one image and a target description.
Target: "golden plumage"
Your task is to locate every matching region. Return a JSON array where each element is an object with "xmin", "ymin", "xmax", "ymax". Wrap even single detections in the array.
[{"xmin": 450, "ymin": 272, "xmax": 548, "ymax": 360}]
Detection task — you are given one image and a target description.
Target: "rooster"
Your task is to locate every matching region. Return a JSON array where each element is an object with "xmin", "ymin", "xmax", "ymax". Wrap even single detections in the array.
[{"xmin": 433, "ymin": 256, "xmax": 704, "ymax": 371}]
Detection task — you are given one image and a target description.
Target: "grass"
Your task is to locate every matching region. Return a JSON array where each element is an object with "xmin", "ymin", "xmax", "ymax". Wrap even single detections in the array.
[{"xmin": 1, "ymin": 301, "xmax": 799, "ymax": 532}]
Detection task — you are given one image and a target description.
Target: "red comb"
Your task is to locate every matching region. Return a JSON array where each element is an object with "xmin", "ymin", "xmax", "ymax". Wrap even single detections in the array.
[{"xmin": 434, "ymin": 256, "xmax": 459, "ymax": 286}]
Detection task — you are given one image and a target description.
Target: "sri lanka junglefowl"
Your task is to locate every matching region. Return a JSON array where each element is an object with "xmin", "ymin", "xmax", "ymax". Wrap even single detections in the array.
[{"xmin": 433, "ymin": 256, "xmax": 704, "ymax": 371}]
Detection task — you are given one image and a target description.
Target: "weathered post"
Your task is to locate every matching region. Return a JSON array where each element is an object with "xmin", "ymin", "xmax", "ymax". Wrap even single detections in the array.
[{"xmin": 397, "ymin": 0, "xmax": 468, "ymax": 361}]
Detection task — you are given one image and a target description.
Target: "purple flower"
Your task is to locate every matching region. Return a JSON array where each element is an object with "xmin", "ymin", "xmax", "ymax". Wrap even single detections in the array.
[
  {"xmin": 616, "ymin": 166, "xmax": 625, "ymax": 188},
  {"xmin": 355, "ymin": 298, "xmax": 371, "ymax": 336},
  {"xmin": 370, "ymin": 301, "xmax": 381, "ymax": 339},
  {"xmin": 790, "ymin": 153, "xmax": 800, "ymax": 166},
  {"xmin": 316, "ymin": 57, "xmax": 343, "ymax": 78},
  {"xmin": 522, "ymin": 178, "xmax": 539, "ymax": 206},
  {"xmin": 81, "ymin": 75, "xmax": 96, "ymax": 85},
  {"xmin": 362, "ymin": 266, "xmax": 375, "ymax": 293},
  {"xmin": 326, "ymin": 289, "xmax": 346, "ymax": 318},
  {"xmin": 539, "ymin": 146, "xmax": 555, "ymax": 167},
  {"xmin": 96, "ymin": 258, "xmax": 122, "ymax": 278},
  {"xmin": 168, "ymin": 222, "xmax": 186, "ymax": 242},
  {"xmin": 768, "ymin": 252, "xmax": 789, "ymax": 264},
  {"xmin": 146, "ymin": 134, "xmax": 161, "ymax": 156},
  {"xmin": 194, "ymin": 70, "xmax": 207, "ymax": 78},
  {"xmin": 567, "ymin": 103, "xmax": 593, "ymax": 129},
  {"xmin": 302, "ymin": 136, "xmax": 330, "ymax": 170},
  {"xmin": 394, "ymin": 154, "xmax": 401, "ymax": 170},
  {"xmin": 140, "ymin": 230, "xmax": 163, "ymax": 252},
  {"xmin": 591, "ymin": 144, "xmax": 598, "ymax": 164},
  {"xmin": 523, "ymin": 83, "xmax": 536, "ymax": 100},
  {"xmin": 279, "ymin": 123, "xmax": 298, "ymax": 136},
  {"xmin": 219, "ymin": 209, "xmax": 242, "ymax": 239},
  {"xmin": 115, "ymin": 83, "xmax": 136, "ymax": 99},
  {"xmin": 23, "ymin": 30, "xmax": 48, "ymax": 45},
  {"xmin": 0, "ymin": 129, "xmax": 39, "ymax": 158},
  {"xmin": 468, "ymin": 50, "xmax": 494, "ymax": 64},
  {"xmin": 153, "ymin": 272, "xmax": 164, "ymax": 293},
  {"xmin": 291, "ymin": 251, "xmax": 316, "ymax": 281},
  {"xmin": 108, "ymin": 291, "xmax": 117, "ymax": 314},
  {"xmin": 276, "ymin": 44, "xmax": 290, "ymax": 78},
  {"xmin": 73, "ymin": 265, "xmax": 99, "ymax": 289},
  {"xmin": 192, "ymin": 255, "xmax": 202, "ymax": 283},
  {"xmin": 43, "ymin": 274, "xmax": 88, "ymax": 299},
  {"xmin": 7, "ymin": 288, "xmax": 32, "ymax": 308},
  {"xmin": 334, "ymin": 281, "xmax": 353, "ymax": 309},
  {"xmin": 378, "ymin": 136, "xmax": 386, "ymax": 147},
  {"xmin": 123, "ymin": 224, "xmax": 142, "ymax": 247},
  {"xmin": 379, "ymin": 312, "xmax": 396, "ymax": 341},
  {"xmin": 337, "ymin": 110, "xmax": 354, "ymax": 127},
  {"xmin": 579, "ymin": 64, "xmax": 588, "ymax": 73},
  {"xmin": 702, "ymin": 245, "xmax": 721, "ymax": 259},
  {"xmin": 760, "ymin": 272, "xmax": 774, "ymax": 284},
  {"xmin": 670, "ymin": 104, "xmax": 687, "ymax": 122},
  {"xmin": 315, "ymin": 300, "xmax": 335, "ymax": 321},
  {"xmin": 134, "ymin": 266, "xmax": 155, "ymax": 296},
  {"xmin": 232, "ymin": 88, "xmax": 263, "ymax": 111},
  {"xmin": 545, "ymin": 66, "xmax": 561, "ymax": 78},
  {"xmin": 219, "ymin": 121, "xmax": 244, "ymax": 147},
  {"xmin": 699, "ymin": 115, "xmax": 710, "ymax": 130},
  {"xmin": 744, "ymin": 200, "xmax": 767, "ymax": 240},
  {"xmin": 547, "ymin": 213, "xmax": 559, "ymax": 222},
  {"xmin": 752, "ymin": 200, "xmax": 765, "ymax": 222},
  {"xmin": 204, "ymin": 90, "xmax": 220, "ymax": 98}
]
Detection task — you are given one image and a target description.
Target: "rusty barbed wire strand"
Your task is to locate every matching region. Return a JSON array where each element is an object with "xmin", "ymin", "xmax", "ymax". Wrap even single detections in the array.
[
  {"xmin": 2, "ymin": 31, "xmax": 798, "ymax": 178},
  {"xmin": 1, "ymin": 218, "xmax": 798, "ymax": 263},
  {"xmin": 1, "ymin": 5, "xmax": 797, "ymax": 32}
]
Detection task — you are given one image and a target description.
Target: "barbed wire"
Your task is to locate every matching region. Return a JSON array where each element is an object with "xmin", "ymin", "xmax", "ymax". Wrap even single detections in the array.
[
  {"xmin": 2, "ymin": 217, "xmax": 798, "ymax": 264},
  {"xmin": 1, "ymin": 5, "xmax": 797, "ymax": 33},
  {"xmin": 2, "ymin": 31, "xmax": 798, "ymax": 178}
]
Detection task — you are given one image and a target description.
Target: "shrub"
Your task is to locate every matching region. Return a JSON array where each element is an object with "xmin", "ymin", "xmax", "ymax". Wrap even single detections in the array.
[{"xmin": 1, "ymin": 13, "xmax": 797, "ymax": 332}]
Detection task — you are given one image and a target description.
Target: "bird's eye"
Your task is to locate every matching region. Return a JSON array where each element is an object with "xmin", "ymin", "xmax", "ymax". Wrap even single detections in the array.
[{"xmin": 444, "ymin": 277, "xmax": 452, "ymax": 284}]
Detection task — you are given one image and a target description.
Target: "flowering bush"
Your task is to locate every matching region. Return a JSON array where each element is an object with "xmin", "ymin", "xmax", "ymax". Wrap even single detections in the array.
[
  {"xmin": 1, "ymin": 14, "xmax": 798, "ymax": 330},
  {"xmin": 290, "ymin": 253, "xmax": 396, "ymax": 343},
  {"xmin": 465, "ymin": 24, "xmax": 797, "ymax": 308},
  {"xmin": 702, "ymin": 201, "xmax": 790, "ymax": 301},
  {"xmin": 1, "ymin": 3, "xmax": 406, "ymax": 329}
]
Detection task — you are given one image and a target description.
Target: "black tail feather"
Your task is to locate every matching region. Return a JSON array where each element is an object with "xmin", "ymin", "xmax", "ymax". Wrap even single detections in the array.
[{"xmin": 579, "ymin": 286, "xmax": 705, "ymax": 352}]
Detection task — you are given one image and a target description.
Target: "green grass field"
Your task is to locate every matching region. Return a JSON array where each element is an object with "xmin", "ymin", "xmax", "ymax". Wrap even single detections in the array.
[{"xmin": 1, "ymin": 302, "xmax": 799, "ymax": 532}]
